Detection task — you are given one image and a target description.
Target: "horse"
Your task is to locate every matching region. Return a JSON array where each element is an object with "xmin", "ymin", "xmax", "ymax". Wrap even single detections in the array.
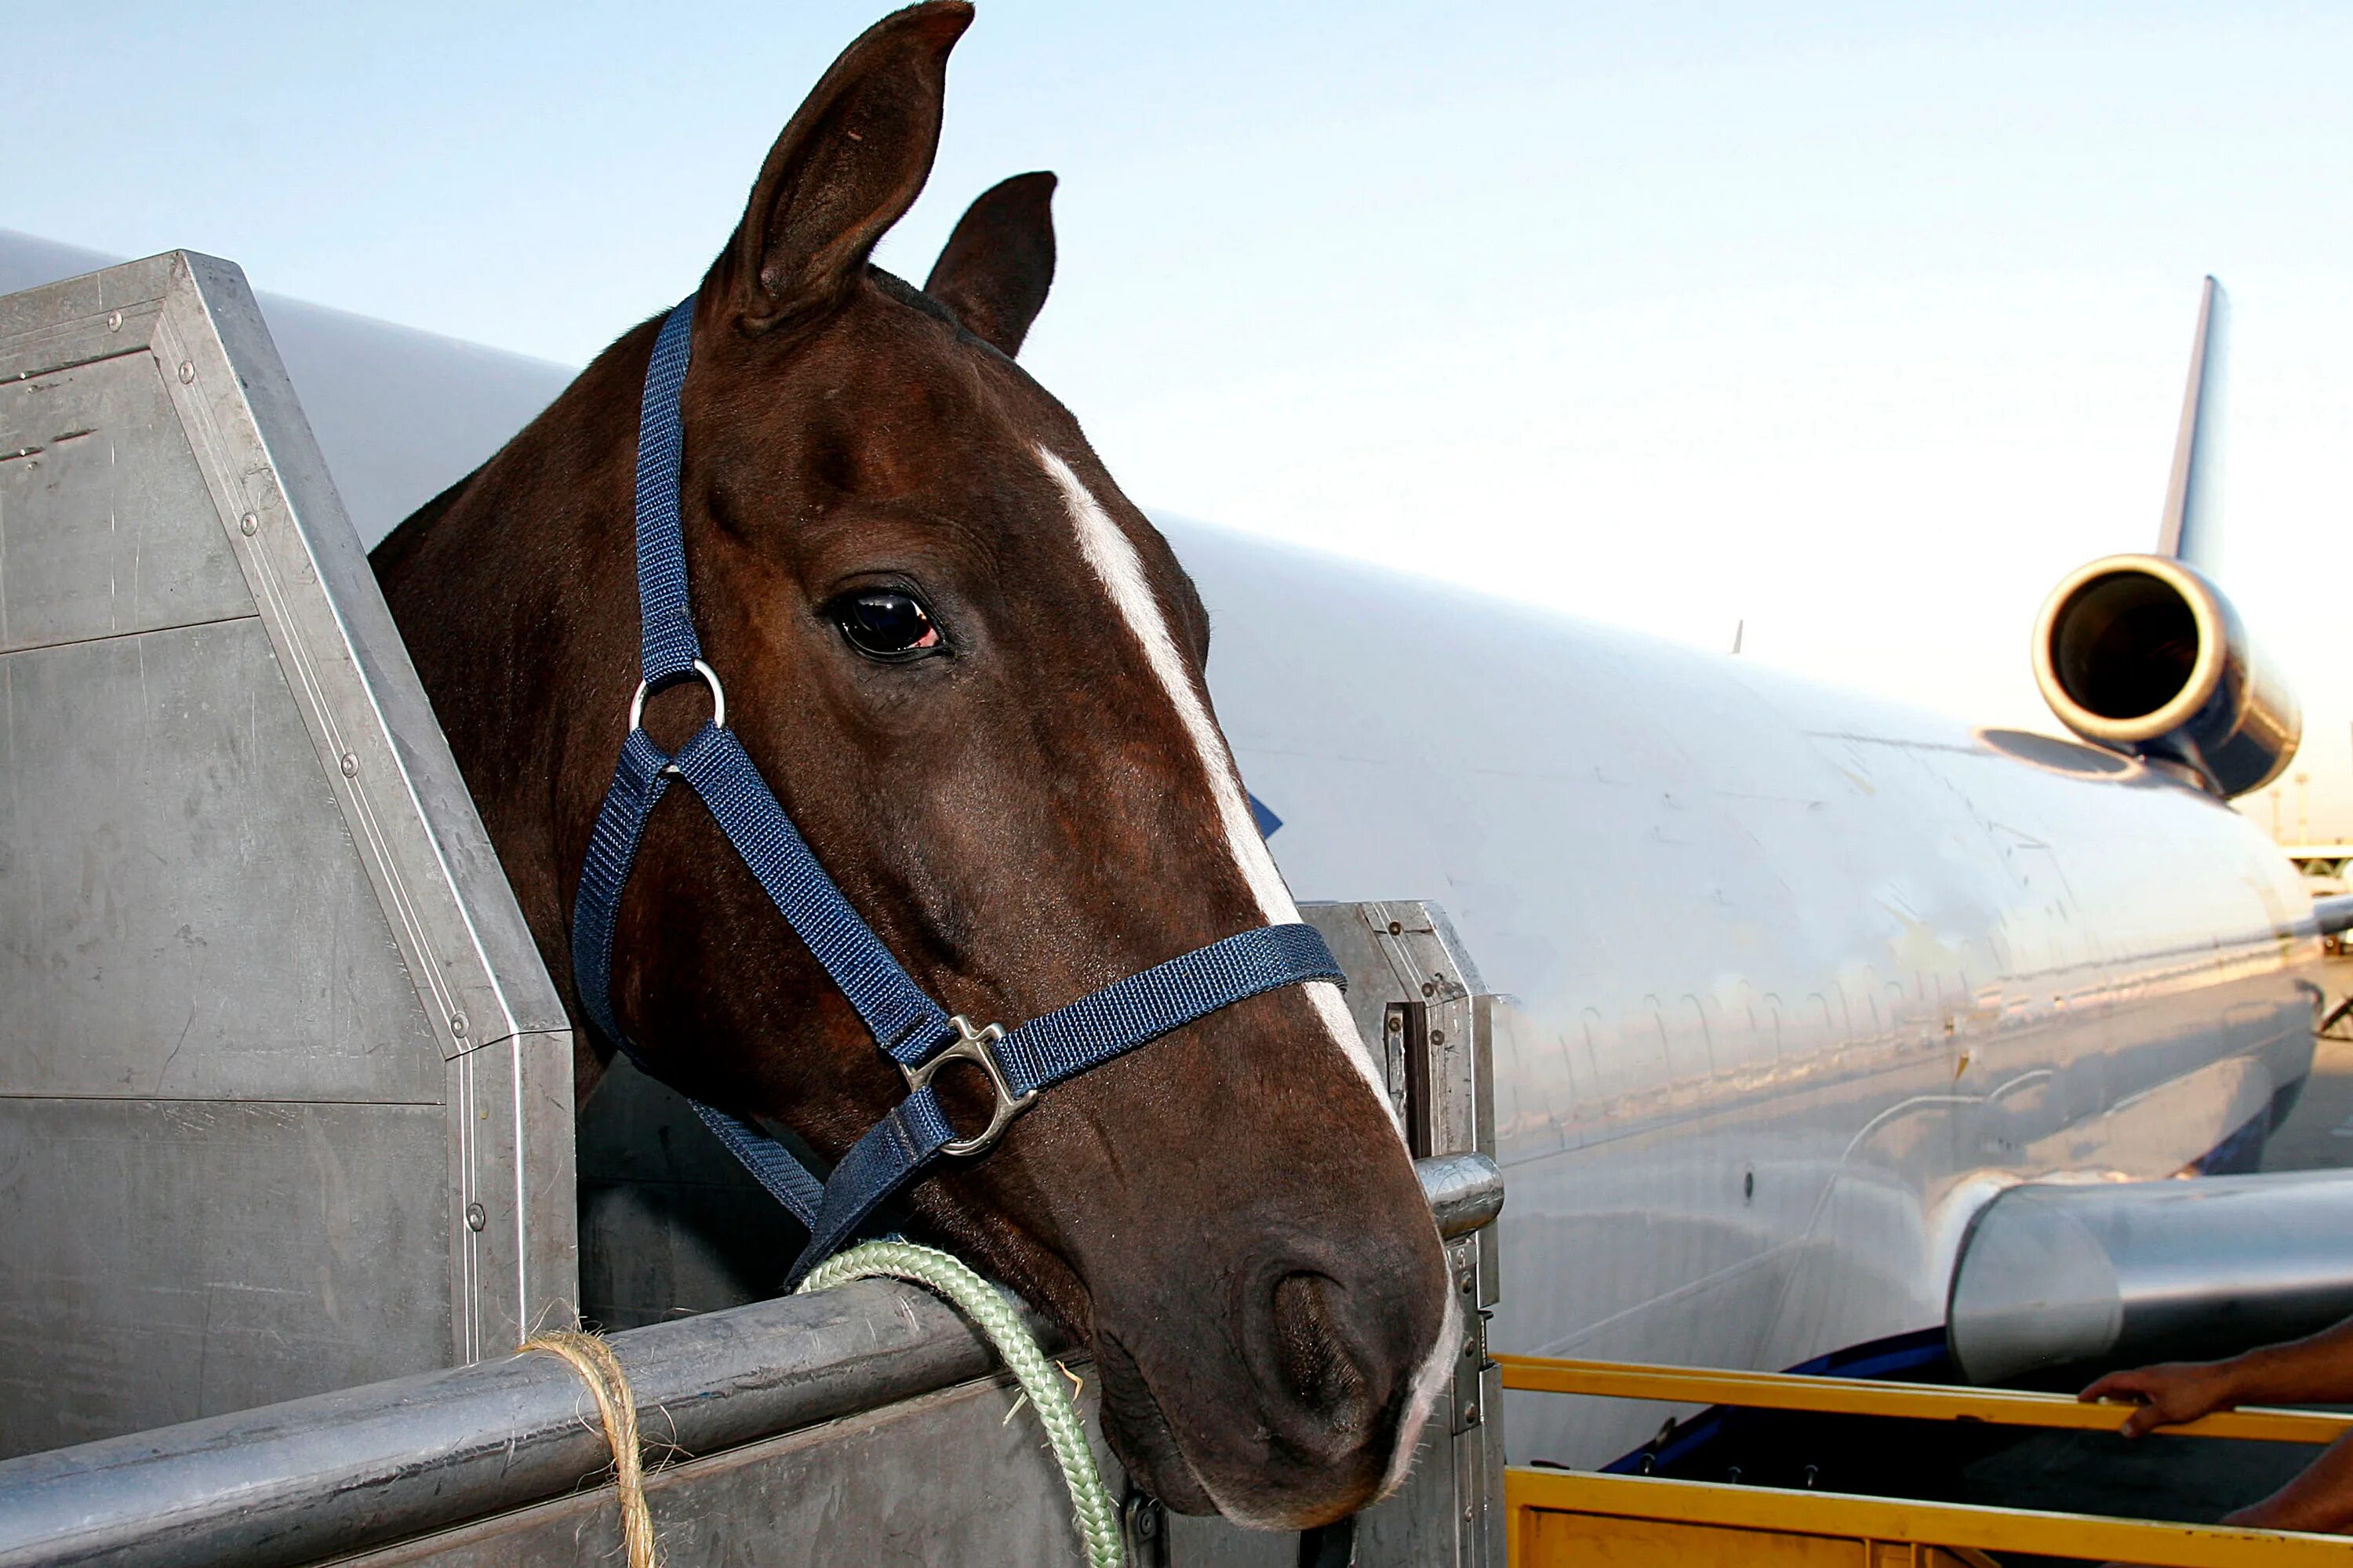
[{"xmin": 370, "ymin": 1, "xmax": 1453, "ymax": 1529}]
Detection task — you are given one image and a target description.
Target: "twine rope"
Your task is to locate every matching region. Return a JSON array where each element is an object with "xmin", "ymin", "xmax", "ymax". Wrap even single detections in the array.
[
  {"xmin": 516, "ymin": 1242, "xmax": 1121, "ymax": 1568},
  {"xmin": 798, "ymin": 1239, "xmax": 1125, "ymax": 1568},
  {"xmin": 522, "ymin": 1329, "xmax": 660, "ymax": 1568}
]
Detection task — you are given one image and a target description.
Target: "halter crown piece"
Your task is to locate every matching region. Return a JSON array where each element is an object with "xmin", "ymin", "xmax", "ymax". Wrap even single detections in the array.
[{"xmin": 572, "ymin": 300, "xmax": 1347, "ymax": 1286}]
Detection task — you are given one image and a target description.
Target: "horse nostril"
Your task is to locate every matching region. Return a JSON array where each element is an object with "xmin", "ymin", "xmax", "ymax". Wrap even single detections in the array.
[{"xmin": 1267, "ymin": 1272, "xmax": 1373, "ymax": 1434}]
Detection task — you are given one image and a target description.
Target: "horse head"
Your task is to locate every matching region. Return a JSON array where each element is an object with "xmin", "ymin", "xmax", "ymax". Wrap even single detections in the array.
[{"xmin": 375, "ymin": 1, "xmax": 1454, "ymax": 1527}]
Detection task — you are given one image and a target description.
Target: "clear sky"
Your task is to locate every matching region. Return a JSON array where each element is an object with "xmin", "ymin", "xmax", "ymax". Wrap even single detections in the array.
[{"xmin": 16, "ymin": 2, "xmax": 2353, "ymax": 831}]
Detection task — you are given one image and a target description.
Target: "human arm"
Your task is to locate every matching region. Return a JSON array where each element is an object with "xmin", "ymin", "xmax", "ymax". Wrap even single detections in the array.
[
  {"xmin": 2223, "ymin": 1428, "xmax": 2353, "ymax": 1536},
  {"xmin": 2078, "ymin": 1313, "xmax": 2353, "ymax": 1437}
]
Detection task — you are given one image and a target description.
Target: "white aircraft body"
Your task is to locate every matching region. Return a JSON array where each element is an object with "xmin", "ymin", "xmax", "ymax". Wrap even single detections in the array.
[{"xmin": 4, "ymin": 232, "xmax": 2334, "ymax": 1473}]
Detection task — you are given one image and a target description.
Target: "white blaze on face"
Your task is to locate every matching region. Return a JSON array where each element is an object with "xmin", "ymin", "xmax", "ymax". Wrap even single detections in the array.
[
  {"xmin": 1034, "ymin": 446, "xmax": 1400, "ymax": 1135},
  {"xmin": 1038, "ymin": 445, "xmax": 1457, "ymax": 1518}
]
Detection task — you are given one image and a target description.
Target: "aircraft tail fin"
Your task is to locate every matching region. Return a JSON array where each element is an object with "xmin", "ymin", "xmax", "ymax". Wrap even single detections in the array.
[
  {"xmin": 2156, "ymin": 276, "xmax": 2230, "ymax": 574},
  {"xmin": 2028, "ymin": 275, "xmax": 2300, "ymax": 799}
]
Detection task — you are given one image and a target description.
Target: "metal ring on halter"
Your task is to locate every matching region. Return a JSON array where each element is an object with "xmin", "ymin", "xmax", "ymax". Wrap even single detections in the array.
[
  {"xmin": 900, "ymin": 1015, "xmax": 1038, "ymax": 1156},
  {"xmin": 629, "ymin": 659, "xmax": 727, "ymax": 733}
]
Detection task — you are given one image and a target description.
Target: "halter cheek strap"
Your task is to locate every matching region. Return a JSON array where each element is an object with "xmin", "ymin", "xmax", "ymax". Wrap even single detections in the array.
[{"xmin": 571, "ymin": 299, "xmax": 1346, "ymax": 1287}]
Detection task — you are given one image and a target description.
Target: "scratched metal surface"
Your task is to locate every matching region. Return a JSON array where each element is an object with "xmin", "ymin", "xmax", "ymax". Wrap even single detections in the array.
[
  {"xmin": 333, "ymin": 1373, "xmax": 1113, "ymax": 1568},
  {"xmin": 0, "ymin": 616, "xmax": 443, "ymax": 1104},
  {"xmin": 0, "ymin": 1096, "xmax": 450, "ymax": 1457},
  {"xmin": 0, "ymin": 278, "xmax": 453, "ymax": 1456},
  {"xmin": 0, "ymin": 348, "xmax": 252, "ymax": 651},
  {"xmin": 0, "ymin": 254, "xmax": 575, "ymax": 1457}
]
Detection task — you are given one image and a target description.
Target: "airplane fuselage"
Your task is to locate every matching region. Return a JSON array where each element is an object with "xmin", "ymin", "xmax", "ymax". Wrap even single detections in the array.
[{"xmin": 1180, "ymin": 524, "xmax": 2321, "ymax": 1468}]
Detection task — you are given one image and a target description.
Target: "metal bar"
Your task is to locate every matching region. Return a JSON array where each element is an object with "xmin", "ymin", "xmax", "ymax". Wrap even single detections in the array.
[
  {"xmin": 1495, "ymin": 1354, "xmax": 2353, "ymax": 1444},
  {"xmin": 1504, "ymin": 1467, "xmax": 2353, "ymax": 1568},
  {"xmin": 1414, "ymin": 1151, "xmax": 1504, "ymax": 1239},
  {"xmin": 0, "ymin": 1279, "xmax": 1058, "ymax": 1568}
]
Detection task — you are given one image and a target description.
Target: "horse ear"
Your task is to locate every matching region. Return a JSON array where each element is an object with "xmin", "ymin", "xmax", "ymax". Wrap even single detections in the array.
[
  {"xmin": 715, "ymin": 1, "xmax": 973, "ymax": 334},
  {"xmin": 923, "ymin": 172, "xmax": 1058, "ymax": 357}
]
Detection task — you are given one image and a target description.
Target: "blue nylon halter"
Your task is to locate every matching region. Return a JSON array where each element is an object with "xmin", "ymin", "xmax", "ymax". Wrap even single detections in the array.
[{"xmin": 571, "ymin": 298, "xmax": 1347, "ymax": 1286}]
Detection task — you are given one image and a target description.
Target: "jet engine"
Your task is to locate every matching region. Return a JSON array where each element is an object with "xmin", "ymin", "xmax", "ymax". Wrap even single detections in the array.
[{"xmin": 2031, "ymin": 552, "xmax": 2299, "ymax": 799}]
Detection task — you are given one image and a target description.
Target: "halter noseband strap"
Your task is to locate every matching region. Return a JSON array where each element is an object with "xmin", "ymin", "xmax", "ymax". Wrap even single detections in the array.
[{"xmin": 571, "ymin": 299, "xmax": 1346, "ymax": 1286}]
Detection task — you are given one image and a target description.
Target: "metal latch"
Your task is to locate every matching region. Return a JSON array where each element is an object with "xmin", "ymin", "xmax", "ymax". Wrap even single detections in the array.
[{"xmin": 1451, "ymin": 1242, "xmax": 1492, "ymax": 1435}]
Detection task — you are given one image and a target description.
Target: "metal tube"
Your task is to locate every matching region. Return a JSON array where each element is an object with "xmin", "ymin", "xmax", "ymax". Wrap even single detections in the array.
[
  {"xmin": 0, "ymin": 1279, "xmax": 1058, "ymax": 1568},
  {"xmin": 1947, "ymin": 1170, "xmax": 2353, "ymax": 1384},
  {"xmin": 1418, "ymin": 1151, "xmax": 1505, "ymax": 1239}
]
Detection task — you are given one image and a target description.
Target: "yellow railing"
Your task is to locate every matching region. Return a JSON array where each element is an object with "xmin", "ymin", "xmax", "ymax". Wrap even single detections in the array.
[
  {"xmin": 1496, "ymin": 1355, "xmax": 2353, "ymax": 1444},
  {"xmin": 1500, "ymin": 1353, "xmax": 2353, "ymax": 1567}
]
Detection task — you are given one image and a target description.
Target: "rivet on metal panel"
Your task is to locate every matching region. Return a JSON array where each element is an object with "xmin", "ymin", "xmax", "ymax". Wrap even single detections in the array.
[
  {"xmin": 177, "ymin": 361, "xmax": 195, "ymax": 384},
  {"xmin": 339, "ymin": 752, "xmax": 359, "ymax": 777},
  {"xmin": 1388, "ymin": 920, "xmax": 1403, "ymax": 934},
  {"xmin": 449, "ymin": 1013, "xmax": 469, "ymax": 1039},
  {"xmin": 1422, "ymin": 981, "xmax": 1436, "ymax": 997},
  {"xmin": 239, "ymin": 511, "xmax": 259, "ymax": 537},
  {"xmin": 1432, "ymin": 1030, "xmax": 1446, "ymax": 1046},
  {"xmin": 1386, "ymin": 1014, "xmax": 1402, "ymax": 1032},
  {"xmin": 106, "ymin": 310, "xmax": 122, "ymax": 332},
  {"xmin": 465, "ymin": 1202, "xmax": 486, "ymax": 1233},
  {"xmin": 1463, "ymin": 1402, "xmax": 1479, "ymax": 1425}
]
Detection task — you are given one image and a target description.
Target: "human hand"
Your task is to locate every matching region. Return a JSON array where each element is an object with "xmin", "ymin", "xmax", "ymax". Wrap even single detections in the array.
[{"xmin": 2078, "ymin": 1361, "xmax": 2241, "ymax": 1438}]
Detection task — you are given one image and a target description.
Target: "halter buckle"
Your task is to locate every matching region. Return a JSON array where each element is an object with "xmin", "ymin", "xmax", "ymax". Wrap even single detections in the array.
[{"xmin": 901, "ymin": 1015, "xmax": 1035, "ymax": 1156}]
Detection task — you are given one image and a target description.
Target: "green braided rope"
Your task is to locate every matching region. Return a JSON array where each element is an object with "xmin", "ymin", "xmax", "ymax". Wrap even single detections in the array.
[{"xmin": 797, "ymin": 1240, "xmax": 1125, "ymax": 1567}]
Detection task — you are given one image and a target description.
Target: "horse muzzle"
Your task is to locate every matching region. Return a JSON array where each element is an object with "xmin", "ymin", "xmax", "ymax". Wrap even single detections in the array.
[{"xmin": 1089, "ymin": 1225, "xmax": 1456, "ymax": 1530}]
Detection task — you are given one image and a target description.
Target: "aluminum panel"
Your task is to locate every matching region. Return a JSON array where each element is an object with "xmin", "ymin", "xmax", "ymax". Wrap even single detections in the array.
[
  {"xmin": 0, "ymin": 350, "xmax": 255, "ymax": 653},
  {"xmin": 1160, "ymin": 1515, "xmax": 1293, "ymax": 1567},
  {"xmin": 0, "ymin": 1096, "xmax": 450, "ymax": 1458},
  {"xmin": 147, "ymin": 252, "xmax": 581, "ymax": 1362},
  {"xmin": 0, "ymin": 617, "xmax": 444, "ymax": 1103},
  {"xmin": 0, "ymin": 253, "xmax": 578, "ymax": 1416},
  {"xmin": 148, "ymin": 264, "xmax": 540, "ymax": 1055},
  {"xmin": 338, "ymin": 1373, "xmax": 1111, "ymax": 1567},
  {"xmin": 0, "ymin": 252, "xmax": 173, "ymax": 388}
]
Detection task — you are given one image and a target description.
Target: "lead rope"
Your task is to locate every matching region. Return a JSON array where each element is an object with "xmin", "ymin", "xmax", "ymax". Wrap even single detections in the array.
[
  {"xmin": 798, "ymin": 1240, "xmax": 1126, "ymax": 1568},
  {"xmin": 522, "ymin": 1330, "xmax": 661, "ymax": 1568},
  {"xmin": 515, "ymin": 1245, "xmax": 1119, "ymax": 1568}
]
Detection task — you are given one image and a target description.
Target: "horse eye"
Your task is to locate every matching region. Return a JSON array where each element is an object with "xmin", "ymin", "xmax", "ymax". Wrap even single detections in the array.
[{"xmin": 832, "ymin": 590, "xmax": 942, "ymax": 659}]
